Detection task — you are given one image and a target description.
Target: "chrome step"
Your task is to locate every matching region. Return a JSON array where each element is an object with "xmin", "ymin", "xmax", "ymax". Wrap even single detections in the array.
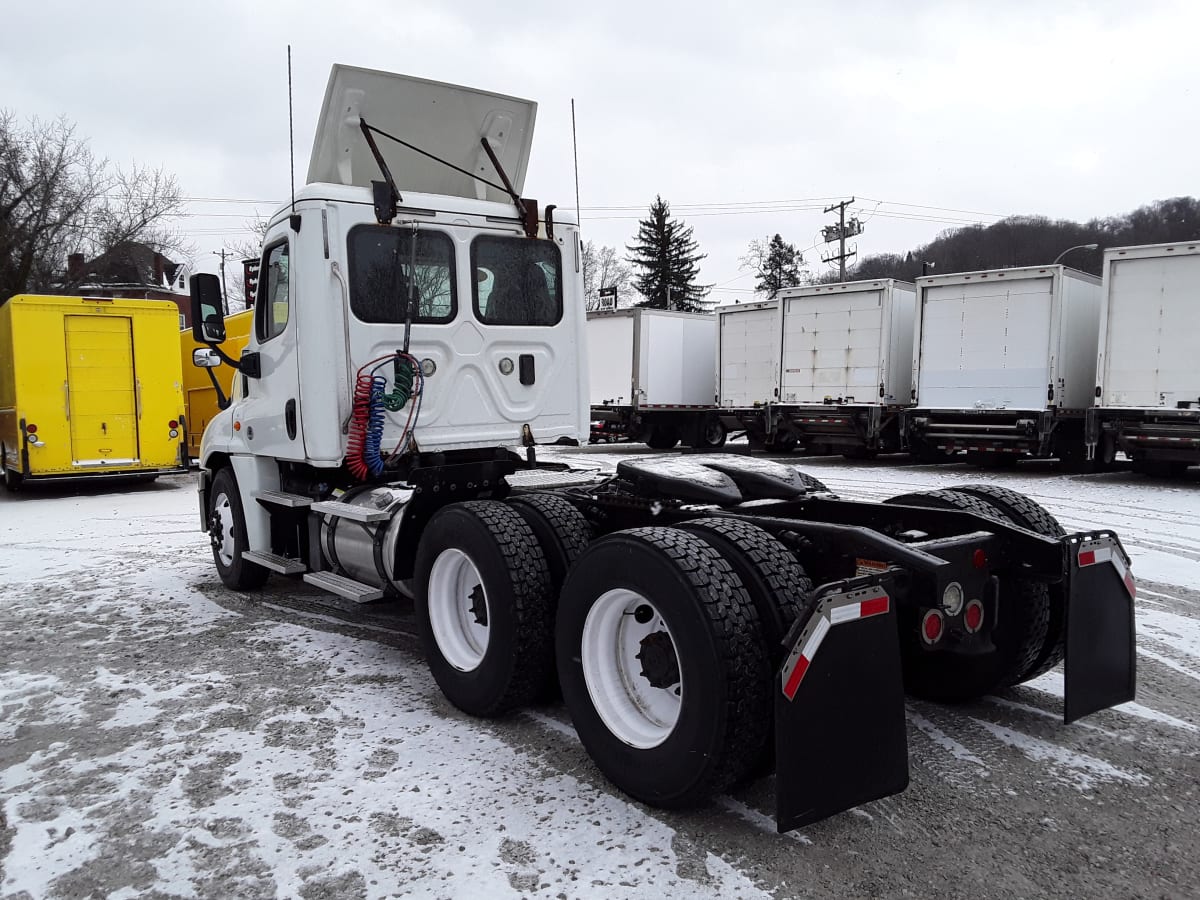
[
  {"xmin": 310, "ymin": 499, "xmax": 390, "ymax": 523},
  {"xmin": 254, "ymin": 490, "xmax": 313, "ymax": 508},
  {"xmin": 302, "ymin": 571, "xmax": 385, "ymax": 603},
  {"xmin": 241, "ymin": 550, "xmax": 307, "ymax": 574}
]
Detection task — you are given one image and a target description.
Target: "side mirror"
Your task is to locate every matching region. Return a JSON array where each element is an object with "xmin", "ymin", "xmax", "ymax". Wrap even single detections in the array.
[
  {"xmin": 193, "ymin": 348, "xmax": 222, "ymax": 368},
  {"xmin": 190, "ymin": 273, "xmax": 226, "ymax": 344}
]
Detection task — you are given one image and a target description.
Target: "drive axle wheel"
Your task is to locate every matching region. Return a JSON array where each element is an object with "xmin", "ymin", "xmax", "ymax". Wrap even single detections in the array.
[
  {"xmin": 884, "ymin": 488, "xmax": 1050, "ymax": 701},
  {"xmin": 557, "ymin": 527, "xmax": 771, "ymax": 808},
  {"xmin": 208, "ymin": 467, "xmax": 269, "ymax": 590},
  {"xmin": 415, "ymin": 501, "xmax": 554, "ymax": 717}
]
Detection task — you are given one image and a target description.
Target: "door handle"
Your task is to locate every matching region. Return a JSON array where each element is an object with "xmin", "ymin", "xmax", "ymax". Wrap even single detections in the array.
[
  {"xmin": 519, "ymin": 354, "xmax": 535, "ymax": 386},
  {"xmin": 285, "ymin": 399, "xmax": 297, "ymax": 440}
]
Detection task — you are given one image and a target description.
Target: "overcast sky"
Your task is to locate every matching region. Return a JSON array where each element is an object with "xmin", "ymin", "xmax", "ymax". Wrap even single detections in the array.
[{"xmin": 3, "ymin": 0, "xmax": 1197, "ymax": 301}]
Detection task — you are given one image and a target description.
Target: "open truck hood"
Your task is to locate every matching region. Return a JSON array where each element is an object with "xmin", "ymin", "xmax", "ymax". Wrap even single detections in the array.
[{"xmin": 307, "ymin": 64, "xmax": 537, "ymax": 205}]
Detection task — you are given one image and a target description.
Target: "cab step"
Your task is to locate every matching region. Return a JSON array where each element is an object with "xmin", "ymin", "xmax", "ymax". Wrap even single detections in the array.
[
  {"xmin": 302, "ymin": 571, "xmax": 385, "ymax": 603},
  {"xmin": 254, "ymin": 490, "xmax": 313, "ymax": 508},
  {"xmin": 310, "ymin": 500, "xmax": 390, "ymax": 523},
  {"xmin": 241, "ymin": 550, "xmax": 307, "ymax": 574}
]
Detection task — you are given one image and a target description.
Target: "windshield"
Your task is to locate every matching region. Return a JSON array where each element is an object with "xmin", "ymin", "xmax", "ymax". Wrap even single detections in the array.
[
  {"xmin": 472, "ymin": 236, "xmax": 562, "ymax": 326},
  {"xmin": 347, "ymin": 225, "xmax": 456, "ymax": 324}
]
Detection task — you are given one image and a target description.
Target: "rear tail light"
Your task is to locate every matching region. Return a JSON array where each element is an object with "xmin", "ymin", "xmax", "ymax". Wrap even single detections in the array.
[
  {"xmin": 972, "ymin": 548, "xmax": 988, "ymax": 569},
  {"xmin": 921, "ymin": 609, "xmax": 945, "ymax": 645},
  {"xmin": 168, "ymin": 419, "xmax": 179, "ymax": 429},
  {"xmin": 25, "ymin": 424, "xmax": 37, "ymax": 434},
  {"xmin": 964, "ymin": 600, "xmax": 985, "ymax": 634}
]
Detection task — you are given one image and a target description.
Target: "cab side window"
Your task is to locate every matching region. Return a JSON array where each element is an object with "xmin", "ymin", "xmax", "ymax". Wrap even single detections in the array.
[{"xmin": 255, "ymin": 241, "xmax": 290, "ymax": 342}]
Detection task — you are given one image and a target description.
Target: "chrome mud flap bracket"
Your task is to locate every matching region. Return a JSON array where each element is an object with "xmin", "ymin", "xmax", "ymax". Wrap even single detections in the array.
[
  {"xmin": 1063, "ymin": 531, "xmax": 1136, "ymax": 724},
  {"xmin": 774, "ymin": 571, "xmax": 909, "ymax": 832}
]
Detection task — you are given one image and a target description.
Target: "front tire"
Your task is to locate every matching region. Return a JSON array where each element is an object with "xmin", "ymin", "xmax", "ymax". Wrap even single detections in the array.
[
  {"xmin": 557, "ymin": 527, "xmax": 771, "ymax": 808},
  {"xmin": 208, "ymin": 467, "xmax": 269, "ymax": 590},
  {"xmin": 415, "ymin": 501, "xmax": 554, "ymax": 717}
]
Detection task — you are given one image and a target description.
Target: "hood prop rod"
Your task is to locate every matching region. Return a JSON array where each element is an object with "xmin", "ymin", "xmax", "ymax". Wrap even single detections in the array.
[{"xmin": 479, "ymin": 137, "xmax": 539, "ymax": 238}]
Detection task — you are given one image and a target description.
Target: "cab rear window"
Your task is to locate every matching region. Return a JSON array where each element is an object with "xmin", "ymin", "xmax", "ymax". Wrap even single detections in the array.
[
  {"xmin": 348, "ymin": 226, "xmax": 456, "ymax": 324},
  {"xmin": 472, "ymin": 236, "xmax": 562, "ymax": 326}
]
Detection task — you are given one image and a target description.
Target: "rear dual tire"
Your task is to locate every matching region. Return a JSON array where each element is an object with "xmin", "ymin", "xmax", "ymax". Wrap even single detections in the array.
[
  {"xmin": 884, "ymin": 487, "xmax": 1058, "ymax": 701},
  {"xmin": 556, "ymin": 527, "xmax": 774, "ymax": 807}
]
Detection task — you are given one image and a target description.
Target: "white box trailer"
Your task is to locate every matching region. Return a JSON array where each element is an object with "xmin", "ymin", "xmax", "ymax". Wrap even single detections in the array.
[
  {"xmin": 768, "ymin": 280, "xmax": 917, "ymax": 456},
  {"xmin": 586, "ymin": 308, "xmax": 724, "ymax": 448},
  {"xmin": 905, "ymin": 265, "xmax": 1102, "ymax": 464},
  {"xmin": 1088, "ymin": 241, "xmax": 1200, "ymax": 475},
  {"xmin": 716, "ymin": 299, "xmax": 779, "ymax": 407}
]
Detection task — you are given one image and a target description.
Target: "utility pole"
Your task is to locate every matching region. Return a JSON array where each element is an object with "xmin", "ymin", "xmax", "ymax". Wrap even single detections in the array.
[
  {"xmin": 212, "ymin": 249, "xmax": 231, "ymax": 315},
  {"xmin": 821, "ymin": 197, "xmax": 864, "ymax": 281}
]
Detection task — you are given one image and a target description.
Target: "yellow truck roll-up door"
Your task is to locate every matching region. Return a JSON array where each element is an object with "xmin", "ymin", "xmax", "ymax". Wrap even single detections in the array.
[{"xmin": 64, "ymin": 315, "xmax": 139, "ymax": 465}]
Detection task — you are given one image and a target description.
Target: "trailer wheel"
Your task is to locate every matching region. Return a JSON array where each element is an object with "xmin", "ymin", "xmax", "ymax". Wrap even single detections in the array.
[
  {"xmin": 645, "ymin": 426, "xmax": 681, "ymax": 450},
  {"xmin": 884, "ymin": 488, "xmax": 1050, "ymax": 700},
  {"xmin": 557, "ymin": 527, "xmax": 772, "ymax": 807},
  {"xmin": 954, "ymin": 484, "xmax": 1068, "ymax": 681},
  {"xmin": 208, "ymin": 467, "xmax": 269, "ymax": 590},
  {"xmin": 415, "ymin": 501, "xmax": 554, "ymax": 717},
  {"xmin": 693, "ymin": 418, "xmax": 727, "ymax": 449},
  {"xmin": 508, "ymin": 493, "xmax": 592, "ymax": 596}
]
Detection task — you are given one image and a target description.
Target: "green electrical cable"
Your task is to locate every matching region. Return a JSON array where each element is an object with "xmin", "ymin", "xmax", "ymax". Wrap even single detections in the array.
[{"xmin": 382, "ymin": 355, "xmax": 417, "ymax": 411}]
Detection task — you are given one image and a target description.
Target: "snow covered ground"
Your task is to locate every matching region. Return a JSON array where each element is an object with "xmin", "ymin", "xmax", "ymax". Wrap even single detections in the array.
[{"xmin": 1, "ymin": 452, "xmax": 1198, "ymax": 898}]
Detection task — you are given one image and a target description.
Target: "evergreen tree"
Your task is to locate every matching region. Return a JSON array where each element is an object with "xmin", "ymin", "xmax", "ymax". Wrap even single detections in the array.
[
  {"xmin": 741, "ymin": 233, "xmax": 806, "ymax": 298},
  {"xmin": 625, "ymin": 195, "xmax": 710, "ymax": 311}
]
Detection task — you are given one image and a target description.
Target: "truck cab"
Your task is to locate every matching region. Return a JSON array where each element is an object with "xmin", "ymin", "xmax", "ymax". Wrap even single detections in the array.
[{"xmin": 195, "ymin": 66, "xmax": 587, "ymax": 550}]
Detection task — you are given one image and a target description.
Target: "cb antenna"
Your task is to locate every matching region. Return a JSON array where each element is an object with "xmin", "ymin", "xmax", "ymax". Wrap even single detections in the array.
[{"xmin": 287, "ymin": 45, "xmax": 300, "ymax": 232}]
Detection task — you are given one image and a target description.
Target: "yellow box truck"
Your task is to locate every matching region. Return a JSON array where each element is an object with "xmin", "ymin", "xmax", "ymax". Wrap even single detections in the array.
[
  {"xmin": 0, "ymin": 295, "xmax": 187, "ymax": 489},
  {"xmin": 179, "ymin": 307, "xmax": 252, "ymax": 462}
]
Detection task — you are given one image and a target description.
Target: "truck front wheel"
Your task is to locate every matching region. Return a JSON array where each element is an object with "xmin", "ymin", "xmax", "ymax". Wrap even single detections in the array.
[
  {"xmin": 644, "ymin": 426, "xmax": 681, "ymax": 450},
  {"xmin": 556, "ymin": 527, "xmax": 771, "ymax": 808},
  {"xmin": 208, "ymin": 467, "xmax": 269, "ymax": 590},
  {"xmin": 414, "ymin": 501, "xmax": 554, "ymax": 717}
]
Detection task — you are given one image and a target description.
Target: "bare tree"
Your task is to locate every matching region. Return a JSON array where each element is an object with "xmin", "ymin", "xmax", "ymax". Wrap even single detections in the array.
[
  {"xmin": 0, "ymin": 111, "xmax": 188, "ymax": 302},
  {"xmin": 221, "ymin": 217, "xmax": 270, "ymax": 312},
  {"xmin": 582, "ymin": 240, "xmax": 635, "ymax": 310}
]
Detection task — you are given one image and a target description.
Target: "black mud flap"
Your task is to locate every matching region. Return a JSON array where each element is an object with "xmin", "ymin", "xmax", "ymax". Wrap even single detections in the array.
[
  {"xmin": 775, "ymin": 572, "xmax": 909, "ymax": 832},
  {"xmin": 1063, "ymin": 532, "xmax": 1136, "ymax": 724}
]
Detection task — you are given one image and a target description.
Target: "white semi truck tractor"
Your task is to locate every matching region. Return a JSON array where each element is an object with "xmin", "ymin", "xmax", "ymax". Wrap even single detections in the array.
[{"xmin": 190, "ymin": 65, "xmax": 1138, "ymax": 832}]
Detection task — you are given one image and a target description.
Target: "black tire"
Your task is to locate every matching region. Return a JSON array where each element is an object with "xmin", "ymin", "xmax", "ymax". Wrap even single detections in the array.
[
  {"xmin": 557, "ymin": 527, "xmax": 772, "ymax": 807},
  {"xmin": 2, "ymin": 461, "xmax": 22, "ymax": 492},
  {"xmin": 508, "ymin": 493, "xmax": 592, "ymax": 596},
  {"xmin": 693, "ymin": 417, "xmax": 727, "ymax": 449},
  {"xmin": 794, "ymin": 470, "xmax": 829, "ymax": 493},
  {"xmin": 645, "ymin": 426, "xmax": 681, "ymax": 450},
  {"xmin": 677, "ymin": 518, "xmax": 814, "ymax": 658},
  {"xmin": 884, "ymin": 489, "xmax": 1050, "ymax": 701},
  {"xmin": 953, "ymin": 484, "xmax": 1066, "ymax": 681},
  {"xmin": 415, "ymin": 501, "xmax": 554, "ymax": 717},
  {"xmin": 207, "ymin": 467, "xmax": 270, "ymax": 590}
]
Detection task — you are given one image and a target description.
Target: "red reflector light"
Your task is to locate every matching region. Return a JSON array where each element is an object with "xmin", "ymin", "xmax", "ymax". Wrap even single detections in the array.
[
  {"xmin": 169, "ymin": 420, "xmax": 179, "ymax": 429},
  {"xmin": 25, "ymin": 424, "xmax": 37, "ymax": 434},
  {"xmin": 964, "ymin": 600, "xmax": 984, "ymax": 633},
  {"xmin": 921, "ymin": 609, "xmax": 944, "ymax": 644},
  {"xmin": 972, "ymin": 549, "xmax": 987, "ymax": 569}
]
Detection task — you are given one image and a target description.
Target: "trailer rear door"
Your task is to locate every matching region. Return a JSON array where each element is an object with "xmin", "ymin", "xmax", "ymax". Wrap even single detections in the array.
[
  {"xmin": 781, "ymin": 288, "xmax": 884, "ymax": 402},
  {"xmin": 919, "ymin": 278, "xmax": 1053, "ymax": 409},
  {"xmin": 64, "ymin": 315, "xmax": 139, "ymax": 465},
  {"xmin": 1104, "ymin": 253, "xmax": 1200, "ymax": 406},
  {"xmin": 719, "ymin": 304, "xmax": 777, "ymax": 406}
]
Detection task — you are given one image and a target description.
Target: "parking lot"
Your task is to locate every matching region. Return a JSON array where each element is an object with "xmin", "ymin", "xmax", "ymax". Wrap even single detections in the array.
[{"xmin": 2, "ymin": 452, "xmax": 1198, "ymax": 899}]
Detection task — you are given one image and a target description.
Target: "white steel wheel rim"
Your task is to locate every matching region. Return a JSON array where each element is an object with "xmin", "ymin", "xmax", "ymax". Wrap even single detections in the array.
[
  {"xmin": 581, "ymin": 589, "xmax": 682, "ymax": 749},
  {"xmin": 427, "ymin": 548, "xmax": 490, "ymax": 672},
  {"xmin": 213, "ymin": 491, "xmax": 236, "ymax": 567}
]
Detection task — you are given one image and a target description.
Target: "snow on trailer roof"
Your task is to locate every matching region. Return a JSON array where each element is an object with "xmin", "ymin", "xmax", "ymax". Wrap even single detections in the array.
[
  {"xmin": 1103, "ymin": 241, "xmax": 1200, "ymax": 259},
  {"xmin": 778, "ymin": 278, "xmax": 914, "ymax": 297},
  {"xmin": 916, "ymin": 264, "xmax": 1099, "ymax": 286},
  {"xmin": 307, "ymin": 64, "xmax": 536, "ymax": 205}
]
